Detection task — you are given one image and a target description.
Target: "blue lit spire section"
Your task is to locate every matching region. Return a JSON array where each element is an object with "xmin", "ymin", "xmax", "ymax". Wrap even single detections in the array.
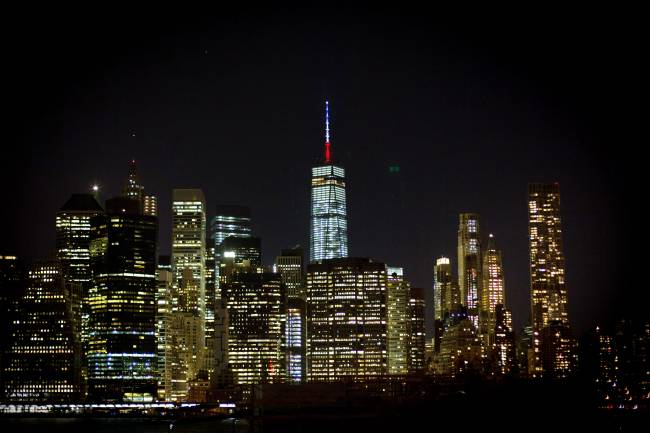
[{"xmin": 310, "ymin": 100, "xmax": 348, "ymax": 263}]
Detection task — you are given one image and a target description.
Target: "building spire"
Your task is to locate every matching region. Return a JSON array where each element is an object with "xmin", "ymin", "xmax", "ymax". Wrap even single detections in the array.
[{"xmin": 324, "ymin": 100, "xmax": 331, "ymax": 163}]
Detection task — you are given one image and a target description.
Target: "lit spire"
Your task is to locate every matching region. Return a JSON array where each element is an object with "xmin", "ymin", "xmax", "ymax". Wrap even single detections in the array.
[{"xmin": 324, "ymin": 100, "xmax": 331, "ymax": 163}]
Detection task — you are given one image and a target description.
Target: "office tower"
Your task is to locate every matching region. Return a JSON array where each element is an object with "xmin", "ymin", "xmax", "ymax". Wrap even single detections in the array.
[
  {"xmin": 276, "ymin": 247, "xmax": 304, "ymax": 299},
  {"xmin": 276, "ymin": 247, "xmax": 306, "ymax": 383},
  {"xmin": 434, "ymin": 256, "xmax": 461, "ymax": 322},
  {"xmin": 386, "ymin": 267, "xmax": 409, "ymax": 375},
  {"xmin": 171, "ymin": 189, "xmax": 207, "ymax": 315},
  {"xmin": 528, "ymin": 183, "xmax": 572, "ymax": 376},
  {"xmin": 87, "ymin": 197, "xmax": 157, "ymax": 402},
  {"xmin": 144, "ymin": 195, "xmax": 158, "ymax": 216},
  {"xmin": 209, "ymin": 205, "xmax": 252, "ymax": 299},
  {"xmin": 221, "ymin": 237, "xmax": 262, "ymax": 269},
  {"xmin": 458, "ymin": 213, "xmax": 482, "ymax": 329},
  {"xmin": 309, "ymin": 100, "xmax": 348, "ymax": 263},
  {"xmin": 0, "ymin": 255, "xmax": 25, "ymax": 401},
  {"xmin": 123, "ymin": 159, "xmax": 145, "ymax": 212},
  {"xmin": 223, "ymin": 269, "xmax": 285, "ymax": 385},
  {"xmin": 434, "ymin": 313, "xmax": 482, "ymax": 378},
  {"xmin": 528, "ymin": 183, "xmax": 569, "ymax": 328},
  {"xmin": 207, "ymin": 205, "xmax": 251, "ymax": 389},
  {"xmin": 56, "ymin": 194, "xmax": 104, "ymax": 350},
  {"xmin": 284, "ymin": 297, "xmax": 306, "ymax": 383},
  {"xmin": 306, "ymin": 258, "xmax": 387, "ymax": 381},
  {"xmin": 155, "ymin": 260, "xmax": 173, "ymax": 401},
  {"xmin": 482, "ymin": 234, "xmax": 506, "ymax": 346},
  {"xmin": 3, "ymin": 260, "xmax": 82, "ymax": 402},
  {"xmin": 210, "ymin": 205, "xmax": 252, "ymax": 246},
  {"xmin": 407, "ymin": 287, "xmax": 426, "ymax": 373},
  {"xmin": 169, "ymin": 188, "xmax": 207, "ymax": 398},
  {"xmin": 540, "ymin": 321, "xmax": 577, "ymax": 378},
  {"xmin": 493, "ymin": 305, "xmax": 515, "ymax": 375}
]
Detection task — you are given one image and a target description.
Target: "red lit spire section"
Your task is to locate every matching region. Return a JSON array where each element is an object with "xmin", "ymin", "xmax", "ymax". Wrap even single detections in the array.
[{"xmin": 324, "ymin": 100, "xmax": 331, "ymax": 163}]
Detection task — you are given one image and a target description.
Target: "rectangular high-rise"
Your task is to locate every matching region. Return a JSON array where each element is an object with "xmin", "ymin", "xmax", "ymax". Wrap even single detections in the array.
[
  {"xmin": 171, "ymin": 189, "xmax": 207, "ymax": 317},
  {"xmin": 3, "ymin": 260, "xmax": 82, "ymax": 402},
  {"xmin": 87, "ymin": 198, "xmax": 157, "ymax": 402},
  {"xmin": 482, "ymin": 234, "xmax": 506, "ymax": 345},
  {"xmin": 56, "ymin": 193, "xmax": 104, "ymax": 367},
  {"xmin": 276, "ymin": 247, "xmax": 304, "ymax": 299},
  {"xmin": 223, "ymin": 271, "xmax": 285, "ymax": 385},
  {"xmin": 306, "ymin": 257, "xmax": 387, "ymax": 381},
  {"xmin": 458, "ymin": 213, "xmax": 482, "ymax": 329},
  {"xmin": 310, "ymin": 101, "xmax": 348, "ymax": 263},
  {"xmin": 528, "ymin": 183, "xmax": 569, "ymax": 329},
  {"xmin": 407, "ymin": 287, "xmax": 426, "ymax": 373},
  {"xmin": 386, "ymin": 267, "xmax": 409, "ymax": 375},
  {"xmin": 528, "ymin": 183, "xmax": 573, "ymax": 377}
]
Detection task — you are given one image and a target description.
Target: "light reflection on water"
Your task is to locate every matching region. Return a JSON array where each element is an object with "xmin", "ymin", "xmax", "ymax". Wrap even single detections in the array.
[{"xmin": 0, "ymin": 417, "xmax": 249, "ymax": 433}]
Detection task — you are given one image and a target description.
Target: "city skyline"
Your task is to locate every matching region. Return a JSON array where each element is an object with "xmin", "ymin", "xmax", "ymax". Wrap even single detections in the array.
[{"xmin": 2, "ymin": 8, "xmax": 637, "ymax": 342}]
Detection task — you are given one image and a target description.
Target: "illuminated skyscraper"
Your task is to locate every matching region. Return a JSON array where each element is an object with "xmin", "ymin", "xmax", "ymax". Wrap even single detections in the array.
[
  {"xmin": 171, "ymin": 189, "xmax": 207, "ymax": 315},
  {"xmin": 306, "ymin": 258, "xmax": 387, "ymax": 381},
  {"xmin": 210, "ymin": 205, "xmax": 252, "ymax": 247},
  {"xmin": 221, "ymin": 237, "xmax": 261, "ymax": 269},
  {"xmin": 310, "ymin": 100, "xmax": 348, "ymax": 263},
  {"xmin": 87, "ymin": 198, "xmax": 157, "ymax": 402},
  {"xmin": 170, "ymin": 189, "xmax": 207, "ymax": 397},
  {"xmin": 386, "ymin": 267, "xmax": 409, "ymax": 375},
  {"xmin": 223, "ymin": 269, "xmax": 285, "ymax": 385},
  {"xmin": 123, "ymin": 159, "xmax": 145, "ymax": 212},
  {"xmin": 434, "ymin": 257, "xmax": 460, "ymax": 321},
  {"xmin": 210, "ymin": 205, "xmax": 252, "ymax": 299},
  {"xmin": 284, "ymin": 297, "xmax": 306, "ymax": 383},
  {"xmin": 276, "ymin": 247, "xmax": 304, "ymax": 299},
  {"xmin": 155, "ymin": 258, "xmax": 173, "ymax": 401},
  {"xmin": 277, "ymin": 247, "xmax": 306, "ymax": 383},
  {"xmin": 482, "ymin": 234, "xmax": 506, "ymax": 346},
  {"xmin": 144, "ymin": 195, "xmax": 157, "ymax": 216},
  {"xmin": 3, "ymin": 260, "xmax": 82, "ymax": 402},
  {"xmin": 434, "ymin": 315, "xmax": 482, "ymax": 378},
  {"xmin": 493, "ymin": 304, "xmax": 515, "ymax": 375},
  {"xmin": 0, "ymin": 255, "xmax": 24, "ymax": 401},
  {"xmin": 56, "ymin": 193, "xmax": 104, "ymax": 353},
  {"xmin": 528, "ymin": 183, "xmax": 573, "ymax": 376},
  {"xmin": 458, "ymin": 213, "xmax": 482, "ymax": 329},
  {"xmin": 407, "ymin": 287, "xmax": 426, "ymax": 373},
  {"xmin": 528, "ymin": 183, "xmax": 569, "ymax": 329}
]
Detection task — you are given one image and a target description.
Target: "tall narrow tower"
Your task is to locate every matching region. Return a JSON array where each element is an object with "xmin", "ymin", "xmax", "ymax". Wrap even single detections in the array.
[
  {"xmin": 482, "ymin": 234, "xmax": 506, "ymax": 345},
  {"xmin": 458, "ymin": 213, "xmax": 482, "ymax": 329},
  {"xmin": 528, "ymin": 183, "xmax": 574, "ymax": 377},
  {"xmin": 310, "ymin": 100, "xmax": 348, "ymax": 262},
  {"xmin": 123, "ymin": 159, "xmax": 145, "ymax": 212}
]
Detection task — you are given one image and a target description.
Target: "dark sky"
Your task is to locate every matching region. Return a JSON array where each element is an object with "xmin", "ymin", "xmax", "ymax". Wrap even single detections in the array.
[{"xmin": 1, "ymin": 6, "xmax": 644, "ymax": 337}]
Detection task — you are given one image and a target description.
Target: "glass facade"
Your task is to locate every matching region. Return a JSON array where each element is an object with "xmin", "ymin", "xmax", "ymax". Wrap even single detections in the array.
[
  {"xmin": 310, "ymin": 165, "xmax": 348, "ymax": 263},
  {"xmin": 457, "ymin": 213, "xmax": 482, "ymax": 330},
  {"xmin": 386, "ymin": 267, "xmax": 409, "ymax": 375},
  {"xmin": 224, "ymin": 272, "xmax": 285, "ymax": 385},
  {"xmin": 407, "ymin": 287, "xmax": 426, "ymax": 373},
  {"xmin": 3, "ymin": 260, "xmax": 82, "ymax": 402},
  {"xmin": 87, "ymin": 198, "xmax": 157, "ymax": 402},
  {"xmin": 306, "ymin": 258, "xmax": 387, "ymax": 381},
  {"xmin": 56, "ymin": 193, "xmax": 104, "ymax": 361},
  {"xmin": 528, "ymin": 183, "xmax": 573, "ymax": 377},
  {"xmin": 482, "ymin": 234, "xmax": 505, "ymax": 346}
]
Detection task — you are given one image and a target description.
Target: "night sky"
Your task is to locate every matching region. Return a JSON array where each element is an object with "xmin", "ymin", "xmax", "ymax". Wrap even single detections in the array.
[{"xmin": 2, "ymin": 7, "xmax": 643, "ymax": 337}]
